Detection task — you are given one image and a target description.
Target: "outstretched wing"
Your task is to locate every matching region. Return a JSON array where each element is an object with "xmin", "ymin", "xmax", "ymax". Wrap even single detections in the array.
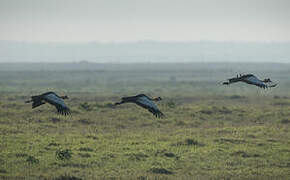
[
  {"xmin": 243, "ymin": 75, "xmax": 267, "ymax": 88},
  {"xmin": 26, "ymin": 95, "xmax": 46, "ymax": 109},
  {"xmin": 135, "ymin": 96, "xmax": 164, "ymax": 118},
  {"xmin": 223, "ymin": 76, "xmax": 241, "ymax": 85},
  {"xmin": 32, "ymin": 101, "xmax": 46, "ymax": 109},
  {"xmin": 43, "ymin": 93, "xmax": 71, "ymax": 115}
]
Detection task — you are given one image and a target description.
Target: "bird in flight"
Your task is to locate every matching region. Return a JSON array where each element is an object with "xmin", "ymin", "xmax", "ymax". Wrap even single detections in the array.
[
  {"xmin": 114, "ymin": 94, "xmax": 164, "ymax": 118},
  {"xmin": 223, "ymin": 74, "xmax": 277, "ymax": 89},
  {"xmin": 25, "ymin": 91, "xmax": 71, "ymax": 115}
]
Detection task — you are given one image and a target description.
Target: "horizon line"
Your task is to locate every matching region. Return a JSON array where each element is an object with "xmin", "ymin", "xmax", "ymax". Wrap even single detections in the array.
[
  {"xmin": 0, "ymin": 61, "xmax": 289, "ymax": 64},
  {"xmin": 1, "ymin": 39, "xmax": 290, "ymax": 44}
]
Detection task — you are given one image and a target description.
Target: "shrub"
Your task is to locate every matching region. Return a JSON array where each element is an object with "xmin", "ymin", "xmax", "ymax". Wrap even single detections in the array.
[
  {"xmin": 78, "ymin": 153, "xmax": 91, "ymax": 158},
  {"xmin": 0, "ymin": 169, "xmax": 7, "ymax": 173},
  {"xmin": 149, "ymin": 167, "xmax": 173, "ymax": 174},
  {"xmin": 54, "ymin": 175, "xmax": 82, "ymax": 180},
  {"xmin": 281, "ymin": 119, "xmax": 290, "ymax": 124},
  {"xmin": 56, "ymin": 149, "xmax": 72, "ymax": 160},
  {"xmin": 173, "ymin": 138, "xmax": 204, "ymax": 146},
  {"xmin": 126, "ymin": 152, "xmax": 148, "ymax": 161},
  {"xmin": 164, "ymin": 152, "xmax": 176, "ymax": 158},
  {"xmin": 26, "ymin": 156, "xmax": 39, "ymax": 164},
  {"xmin": 51, "ymin": 118, "xmax": 61, "ymax": 123},
  {"xmin": 79, "ymin": 147, "xmax": 94, "ymax": 152},
  {"xmin": 79, "ymin": 102, "xmax": 93, "ymax": 111},
  {"xmin": 166, "ymin": 101, "xmax": 176, "ymax": 108}
]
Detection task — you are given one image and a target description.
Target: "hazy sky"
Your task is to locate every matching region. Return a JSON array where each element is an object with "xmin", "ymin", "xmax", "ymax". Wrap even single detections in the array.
[{"xmin": 0, "ymin": 0, "xmax": 290, "ymax": 42}]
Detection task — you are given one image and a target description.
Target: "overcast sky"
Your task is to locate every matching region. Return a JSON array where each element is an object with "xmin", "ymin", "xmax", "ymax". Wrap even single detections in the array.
[{"xmin": 0, "ymin": 0, "xmax": 290, "ymax": 42}]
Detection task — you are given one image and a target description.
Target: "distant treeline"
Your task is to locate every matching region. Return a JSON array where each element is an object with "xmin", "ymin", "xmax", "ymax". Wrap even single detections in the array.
[{"xmin": 0, "ymin": 63, "xmax": 289, "ymax": 95}]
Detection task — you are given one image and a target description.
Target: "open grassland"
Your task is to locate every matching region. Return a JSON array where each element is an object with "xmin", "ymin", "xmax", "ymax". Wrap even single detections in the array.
[{"xmin": 0, "ymin": 63, "xmax": 290, "ymax": 179}]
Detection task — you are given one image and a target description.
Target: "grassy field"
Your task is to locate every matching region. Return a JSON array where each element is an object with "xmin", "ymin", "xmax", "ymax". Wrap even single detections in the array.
[{"xmin": 0, "ymin": 63, "xmax": 290, "ymax": 179}]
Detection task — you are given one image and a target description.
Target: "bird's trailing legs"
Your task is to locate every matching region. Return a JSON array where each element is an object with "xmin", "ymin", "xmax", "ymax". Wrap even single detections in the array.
[{"xmin": 114, "ymin": 101, "xmax": 125, "ymax": 106}]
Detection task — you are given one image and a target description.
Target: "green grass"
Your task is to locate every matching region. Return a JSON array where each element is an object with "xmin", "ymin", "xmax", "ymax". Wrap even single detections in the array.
[
  {"xmin": 0, "ymin": 93, "xmax": 289, "ymax": 179},
  {"xmin": 0, "ymin": 63, "xmax": 290, "ymax": 179}
]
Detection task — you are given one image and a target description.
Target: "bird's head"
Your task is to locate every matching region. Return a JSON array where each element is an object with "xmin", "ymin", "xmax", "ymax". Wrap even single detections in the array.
[
  {"xmin": 61, "ymin": 95, "xmax": 69, "ymax": 99},
  {"xmin": 154, "ymin": 97, "xmax": 162, "ymax": 101},
  {"xmin": 263, "ymin": 78, "xmax": 272, "ymax": 83}
]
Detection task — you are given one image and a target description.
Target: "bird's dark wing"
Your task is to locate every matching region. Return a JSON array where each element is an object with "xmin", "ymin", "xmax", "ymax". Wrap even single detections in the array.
[
  {"xmin": 32, "ymin": 101, "xmax": 46, "ymax": 109},
  {"xmin": 26, "ymin": 95, "xmax": 46, "ymax": 109},
  {"xmin": 243, "ymin": 75, "xmax": 267, "ymax": 88},
  {"xmin": 121, "ymin": 96, "xmax": 135, "ymax": 102},
  {"xmin": 135, "ymin": 96, "xmax": 164, "ymax": 118},
  {"xmin": 43, "ymin": 93, "xmax": 71, "ymax": 115},
  {"xmin": 228, "ymin": 77, "xmax": 239, "ymax": 82},
  {"xmin": 223, "ymin": 76, "xmax": 241, "ymax": 85}
]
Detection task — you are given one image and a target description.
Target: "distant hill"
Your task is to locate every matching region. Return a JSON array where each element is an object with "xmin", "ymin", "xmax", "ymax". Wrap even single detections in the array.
[
  {"xmin": 0, "ymin": 41, "xmax": 289, "ymax": 63},
  {"xmin": 0, "ymin": 62, "xmax": 289, "ymax": 72}
]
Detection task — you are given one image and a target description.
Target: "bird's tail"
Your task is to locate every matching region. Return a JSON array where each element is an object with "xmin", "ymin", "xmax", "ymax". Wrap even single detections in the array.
[
  {"xmin": 114, "ymin": 101, "xmax": 123, "ymax": 106},
  {"xmin": 25, "ymin": 95, "xmax": 39, "ymax": 103},
  {"xmin": 25, "ymin": 100, "xmax": 32, "ymax": 103}
]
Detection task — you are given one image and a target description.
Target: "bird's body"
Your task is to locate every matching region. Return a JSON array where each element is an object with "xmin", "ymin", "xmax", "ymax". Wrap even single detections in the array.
[
  {"xmin": 25, "ymin": 92, "xmax": 70, "ymax": 115},
  {"xmin": 115, "ymin": 94, "xmax": 164, "ymax": 118},
  {"xmin": 223, "ymin": 74, "xmax": 277, "ymax": 89}
]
